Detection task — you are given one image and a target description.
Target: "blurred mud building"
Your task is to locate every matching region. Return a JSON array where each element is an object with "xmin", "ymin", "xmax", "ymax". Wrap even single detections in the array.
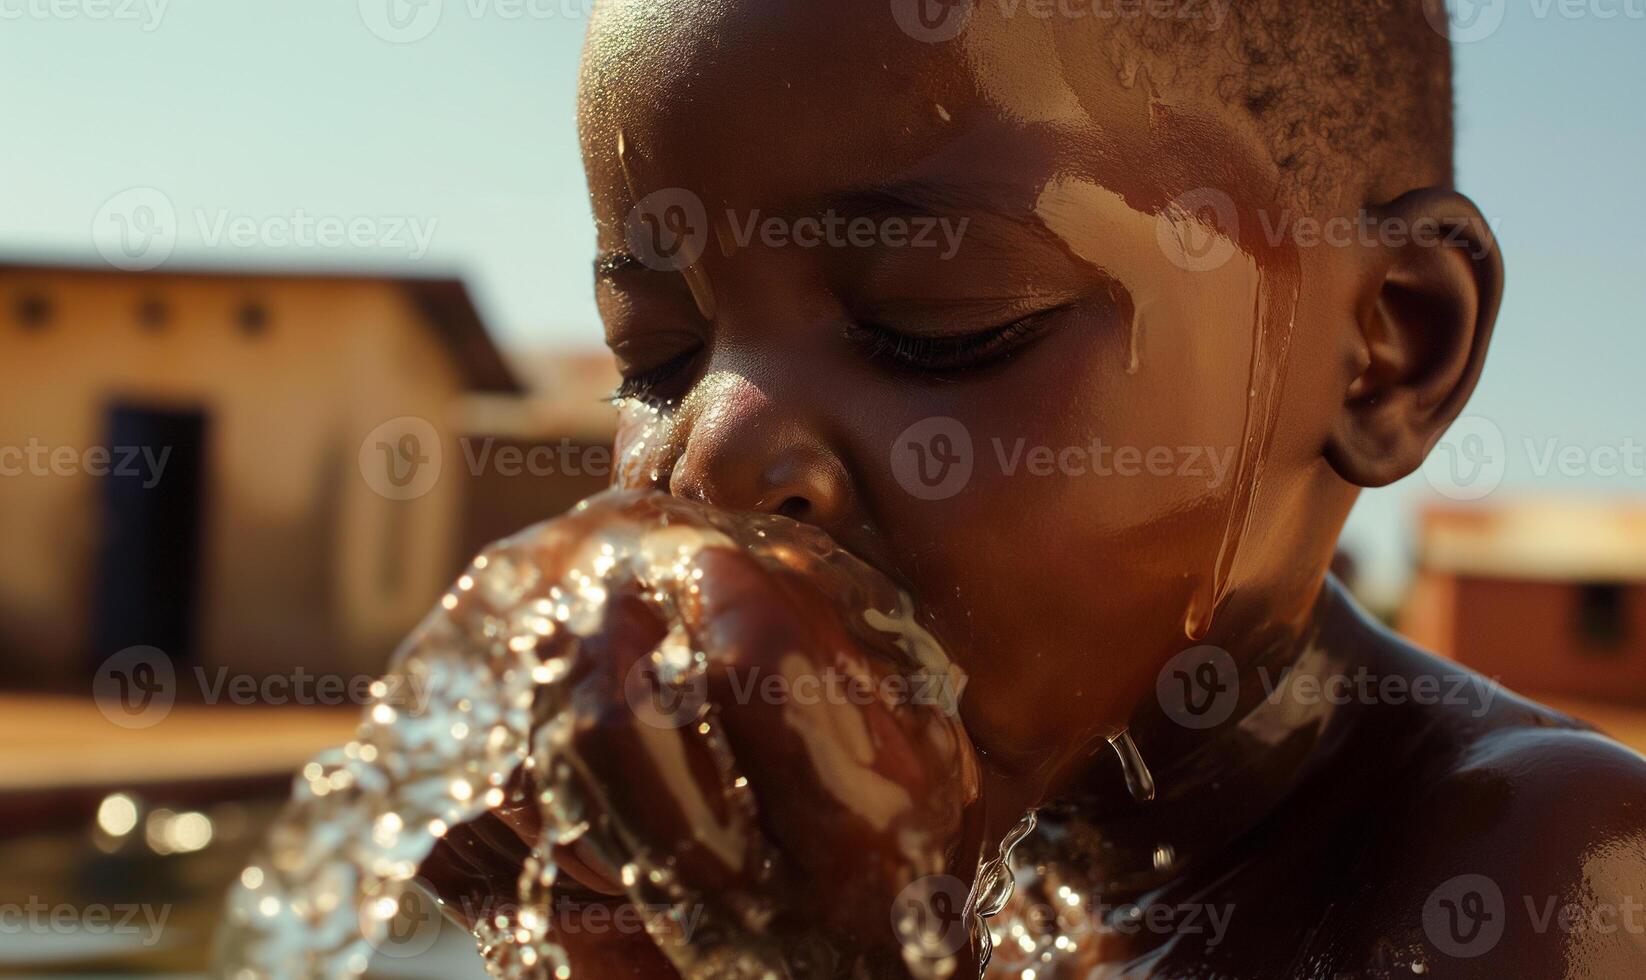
[
  {"xmin": 1403, "ymin": 501, "xmax": 1646, "ymax": 706},
  {"xmin": 0, "ymin": 261, "xmax": 616, "ymax": 692}
]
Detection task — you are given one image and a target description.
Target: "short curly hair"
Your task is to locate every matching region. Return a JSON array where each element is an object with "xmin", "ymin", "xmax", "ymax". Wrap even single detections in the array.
[{"xmin": 1115, "ymin": 0, "xmax": 1455, "ymax": 211}]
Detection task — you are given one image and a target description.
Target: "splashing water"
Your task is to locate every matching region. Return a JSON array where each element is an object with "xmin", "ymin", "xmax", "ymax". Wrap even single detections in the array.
[
  {"xmin": 213, "ymin": 490, "xmax": 1017, "ymax": 979},
  {"xmin": 968, "ymin": 810, "xmax": 1039, "ymax": 974}
]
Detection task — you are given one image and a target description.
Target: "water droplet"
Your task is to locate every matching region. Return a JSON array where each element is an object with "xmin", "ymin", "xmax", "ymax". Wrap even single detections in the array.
[{"xmin": 1108, "ymin": 730, "xmax": 1156, "ymax": 802}]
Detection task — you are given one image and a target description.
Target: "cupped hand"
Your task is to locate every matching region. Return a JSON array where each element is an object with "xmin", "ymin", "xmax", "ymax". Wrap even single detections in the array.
[{"xmin": 418, "ymin": 492, "xmax": 987, "ymax": 979}]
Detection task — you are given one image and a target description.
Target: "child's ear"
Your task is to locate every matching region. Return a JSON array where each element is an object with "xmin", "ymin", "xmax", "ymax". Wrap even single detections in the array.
[{"xmin": 1324, "ymin": 188, "xmax": 1504, "ymax": 488}]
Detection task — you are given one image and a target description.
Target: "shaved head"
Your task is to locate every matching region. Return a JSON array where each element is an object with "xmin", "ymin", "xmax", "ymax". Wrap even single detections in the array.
[
  {"xmin": 582, "ymin": 0, "xmax": 1453, "ymax": 216},
  {"xmin": 1110, "ymin": 0, "xmax": 1454, "ymax": 210}
]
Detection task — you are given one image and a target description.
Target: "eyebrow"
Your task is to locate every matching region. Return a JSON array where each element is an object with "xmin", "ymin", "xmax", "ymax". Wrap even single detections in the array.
[
  {"xmin": 594, "ymin": 250, "xmax": 645, "ymax": 282},
  {"xmin": 820, "ymin": 177, "xmax": 1031, "ymax": 221}
]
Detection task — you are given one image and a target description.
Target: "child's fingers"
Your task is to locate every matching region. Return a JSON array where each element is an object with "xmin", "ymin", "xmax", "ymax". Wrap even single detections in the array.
[
  {"xmin": 420, "ymin": 816, "xmax": 528, "ymax": 930},
  {"xmin": 421, "ymin": 817, "xmax": 681, "ymax": 979},
  {"xmin": 683, "ymin": 549, "xmax": 951, "ymax": 878},
  {"xmin": 556, "ymin": 588, "xmax": 760, "ymax": 898}
]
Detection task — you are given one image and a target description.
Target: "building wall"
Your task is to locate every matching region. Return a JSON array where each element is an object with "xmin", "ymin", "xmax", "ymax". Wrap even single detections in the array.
[
  {"xmin": 0, "ymin": 269, "xmax": 465, "ymax": 689},
  {"xmin": 455, "ymin": 437, "xmax": 612, "ymax": 561},
  {"xmin": 1447, "ymin": 575, "xmax": 1646, "ymax": 705}
]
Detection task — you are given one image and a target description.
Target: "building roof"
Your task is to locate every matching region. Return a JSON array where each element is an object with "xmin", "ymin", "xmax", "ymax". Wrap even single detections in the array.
[
  {"xmin": 1419, "ymin": 499, "xmax": 1646, "ymax": 583},
  {"xmin": 0, "ymin": 258, "xmax": 521, "ymax": 393}
]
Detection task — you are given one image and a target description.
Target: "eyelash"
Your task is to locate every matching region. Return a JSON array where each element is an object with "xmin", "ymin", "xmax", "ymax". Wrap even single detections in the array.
[
  {"xmin": 608, "ymin": 347, "xmax": 701, "ymax": 405},
  {"xmin": 607, "ymin": 307, "xmax": 1063, "ymax": 404},
  {"xmin": 848, "ymin": 308, "xmax": 1062, "ymax": 372}
]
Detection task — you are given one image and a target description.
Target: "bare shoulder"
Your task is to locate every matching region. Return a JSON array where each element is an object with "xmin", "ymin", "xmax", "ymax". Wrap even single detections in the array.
[{"xmin": 1326, "ymin": 697, "xmax": 1646, "ymax": 977}]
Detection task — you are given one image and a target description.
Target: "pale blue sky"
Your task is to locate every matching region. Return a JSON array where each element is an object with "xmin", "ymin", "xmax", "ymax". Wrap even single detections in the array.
[{"xmin": 4, "ymin": 0, "xmax": 1643, "ymax": 600}]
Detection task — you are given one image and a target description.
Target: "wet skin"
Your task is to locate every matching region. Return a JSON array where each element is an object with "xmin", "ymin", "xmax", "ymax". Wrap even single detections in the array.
[{"xmin": 422, "ymin": 0, "xmax": 1646, "ymax": 976}]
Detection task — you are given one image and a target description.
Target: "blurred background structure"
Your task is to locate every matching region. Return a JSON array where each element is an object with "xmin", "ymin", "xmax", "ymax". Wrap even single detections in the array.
[
  {"xmin": 0, "ymin": 260, "xmax": 616, "ymax": 974},
  {"xmin": 2, "ymin": 262, "xmax": 522, "ymax": 690},
  {"xmin": 2, "ymin": 1, "xmax": 1644, "ymax": 975},
  {"xmin": 1401, "ymin": 501, "xmax": 1646, "ymax": 733}
]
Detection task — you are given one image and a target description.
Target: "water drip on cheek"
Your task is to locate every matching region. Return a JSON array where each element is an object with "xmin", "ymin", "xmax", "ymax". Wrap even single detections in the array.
[
  {"xmin": 1031, "ymin": 176, "xmax": 1300, "ymax": 643},
  {"xmin": 1182, "ymin": 257, "xmax": 1300, "ymax": 641},
  {"xmin": 680, "ymin": 265, "xmax": 718, "ymax": 321},
  {"xmin": 1125, "ymin": 292, "xmax": 1150, "ymax": 377}
]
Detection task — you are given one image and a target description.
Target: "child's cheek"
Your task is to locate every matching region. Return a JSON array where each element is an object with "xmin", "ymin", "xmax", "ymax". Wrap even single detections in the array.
[
  {"xmin": 876, "ymin": 180, "xmax": 1300, "ymax": 776},
  {"xmin": 1032, "ymin": 175, "xmax": 1300, "ymax": 637}
]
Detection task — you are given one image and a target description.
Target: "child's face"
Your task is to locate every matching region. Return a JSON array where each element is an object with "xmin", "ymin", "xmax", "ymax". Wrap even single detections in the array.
[{"xmin": 583, "ymin": 1, "xmax": 1356, "ymax": 786}]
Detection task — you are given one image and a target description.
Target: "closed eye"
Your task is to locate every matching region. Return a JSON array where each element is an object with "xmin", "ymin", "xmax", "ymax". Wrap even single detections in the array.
[
  {"xmin": 846, "ymin": 306, "xmax": 1068, "ymax": 373},
  {"xmin": 607, "ymin": 347, "xmax": 701, "ymax": 406}
]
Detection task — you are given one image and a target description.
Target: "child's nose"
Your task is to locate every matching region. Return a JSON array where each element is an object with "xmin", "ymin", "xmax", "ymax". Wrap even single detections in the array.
[{"xmin": 667, "ymin": 380, "xmax": 854, "ymax": 531}]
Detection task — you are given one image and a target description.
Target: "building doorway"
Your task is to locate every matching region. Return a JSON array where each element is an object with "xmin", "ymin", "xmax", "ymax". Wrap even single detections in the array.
[{"xmin": 89, "ymin": 403, "xmax": 208, "ymax": 674}]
